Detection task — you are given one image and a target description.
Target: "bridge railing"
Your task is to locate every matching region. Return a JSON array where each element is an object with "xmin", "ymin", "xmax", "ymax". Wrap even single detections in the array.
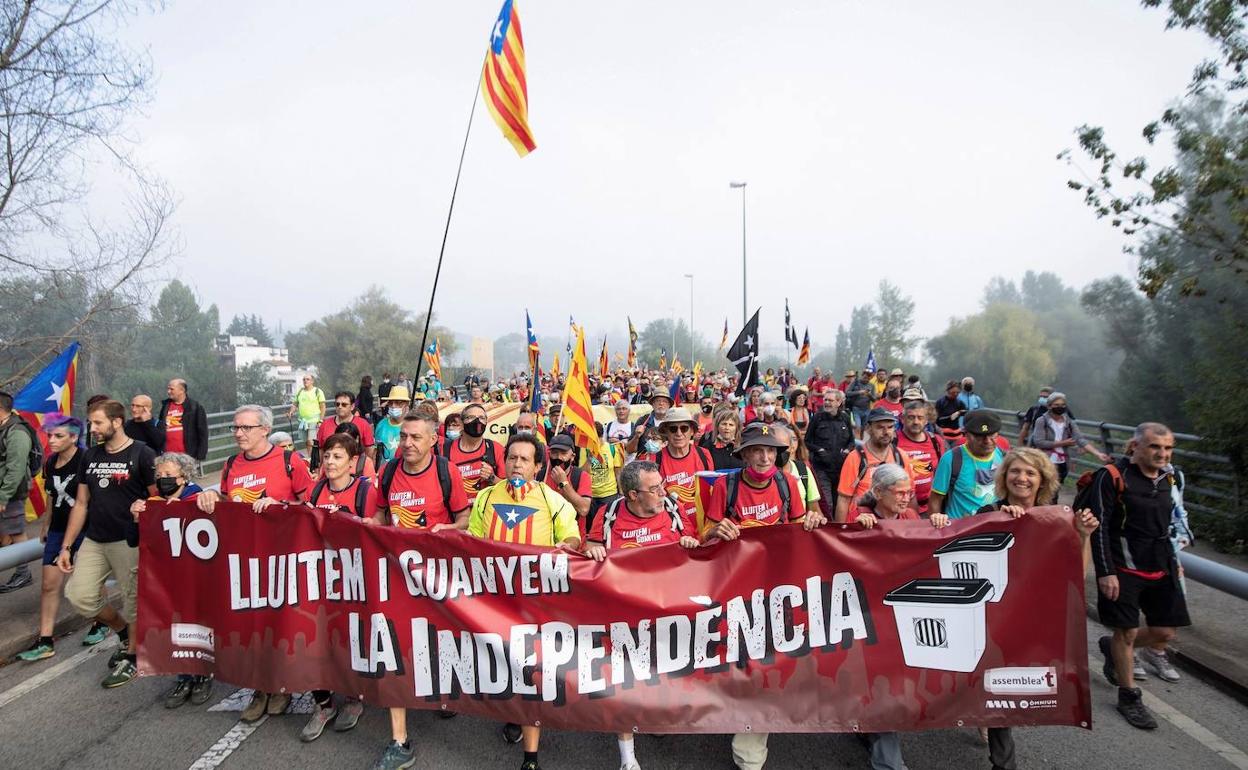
[{"xmin": 201, "ymin": 404, "xmax": 301, "ymax": 476}]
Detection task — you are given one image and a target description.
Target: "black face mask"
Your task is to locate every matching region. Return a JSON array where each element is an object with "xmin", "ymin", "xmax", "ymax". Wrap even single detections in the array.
[
  {"xmin": 1049, "ymin": 406, "xmax": 1067, "ymax": 416},
  {"xmin": 701, "ymin": 404, "xmax": 713, "ymax": 414},
  {"xmin": 463, "ymin": 419, "xmax": 487, "ymax": 438},
  {"xmin": 156, "ymin": 477, "xmax": 181, "ymax": 498},
  {"xmin": 963, "ymin": 384, "xmax": 974, "ymax": 393},
  {"xmin": 640, "ymin": 385, "xmax": 651, "ymax": 395},
  {"xmin": 549, "ymin": 457, "xmax": 570, "ymax": 470}
]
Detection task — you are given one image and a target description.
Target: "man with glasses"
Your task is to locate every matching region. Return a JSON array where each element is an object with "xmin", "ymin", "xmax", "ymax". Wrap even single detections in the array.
[
  {"xmin": 315, "ymin": 391, "xmax": 377, "ymax": 469},
  {"xmin": 123, "ymin": 394, "xmax": 164, "ymax": 452},
  {"xmin": 652, "ymin": 407, "xmax": 714, "ymax": 534},
  {"xmin": 446, "ymin": 403, "xmax": 503, "ymax": 504},
  {"xmin": 288, "ymin": 374, "xmax": 326, "ymax": 460},
  {"xmin": 196, "ymin": 404, "xmax": 313, "ymax": 724}
]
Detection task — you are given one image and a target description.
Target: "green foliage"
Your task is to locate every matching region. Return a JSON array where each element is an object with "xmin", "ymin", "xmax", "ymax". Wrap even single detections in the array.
[
  {"xmin": 235, "ymin": 361, "xmax": 285, "ymax": 407},
  {"xmin": 285, "ymin": 286, "xmax": 457, "ymax": 392},
  {"xmin": 225, "ymin": 314, "xmax": 274, "ymax": 346},
  {"xmin": 927, "ymin": 303, "xmax": 1057, "ymax": 410},
  {"xmin": 636, "ymin": 319, "xmax": 716, "ymax": 370},
  {"xmin": 868, "ymin": 280, "xmax": 919, "ymax": 365}
]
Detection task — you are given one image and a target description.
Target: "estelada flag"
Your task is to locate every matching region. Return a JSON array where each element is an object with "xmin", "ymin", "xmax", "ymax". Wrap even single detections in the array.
[
  {"xmin": 424, "ymin": 339, "xmax": 443, "ymax": 381},
  {"xmin": 694, "ymin": 469, "xmax": 738, "ymax": 538},
  {"xmin": 797, "ymin": 328, "xmax": 811, "ymax": 366},
  {"xmin": 560, "ymin": 326, "xmax": 600, "ymax": 455},
  {"xmin": 718, "ymin": 318, "xmax": 729, "ymax": 352},
  {"xmin": 627, "ymin": 317, "xmax": 638, "ymax": 368},
  {"xmin": 526, "ymin": 309, "xmax": 540, "ymax": 373},
  {"xmin": 598, "ymin": 338, "xmax": 609, "ymax": 379},
  {"xmin": 551, "ymin": 352, "xmax": 562, "ymax": 381},
  {"xmin": 482, "ymin": 0, "xmax": 535, "ymax": 156},
  {"xmin": 659, "ymin": 349, "xmax": 667, "ymax": 371},
  {"xmin": 13, "ymin": 342, "xmax": 79, "ymax": 521}
]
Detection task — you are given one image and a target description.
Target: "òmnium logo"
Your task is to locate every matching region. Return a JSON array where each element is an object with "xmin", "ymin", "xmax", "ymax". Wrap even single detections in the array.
[
  {"xmin": 984, "ymin": 666, "xmax": 1057, "ymax": 695},
  {"xmin": 171, "ymin": 623, "xmax": 215, "ymax": 651}
]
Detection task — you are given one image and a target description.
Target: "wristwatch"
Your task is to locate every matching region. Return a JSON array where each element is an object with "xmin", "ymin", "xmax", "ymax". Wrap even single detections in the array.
[{"xmin": 558, "ymin": 481, "xmax": 568, "ymax": 490}]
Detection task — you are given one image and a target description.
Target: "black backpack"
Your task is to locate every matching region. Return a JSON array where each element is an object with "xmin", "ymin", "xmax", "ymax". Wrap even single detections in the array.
[
  {"xmin": 442, "ymin": 437, "xmax": 499, "ymax": 473},
  {"xmin": 721, "ymin": 470, "xmax": 792, "ymax": 520},
  {"xmin": 0, "ymin": 414, "xmax": 43, "ymax": 483},
  {"xmin": 309, "ymin": 476, "xmax": 374, "ymax": 518},
  {"xmin": 596, "ymin": 495, "xmax": 682, "ymax": 549},
  {"xmin": 221, "ymin": 449, "xmax": 295, "ymax": 493},
  {"xmin": 378, "ymin": 456, "xmax": 455, "ymax": 519}
]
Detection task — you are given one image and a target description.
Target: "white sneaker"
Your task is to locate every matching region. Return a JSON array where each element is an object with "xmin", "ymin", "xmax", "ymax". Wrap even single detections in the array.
[
  {"xmin": 1140, "ymin": 648, "xmax": 1181, "ymax": 682},
  {"xmin": 620, "ymin": 762, "xmax": 641, "ymax": 770},
  {"xmin": 1132, "ymin": 652, "xmax": 1147, "ymax": 681}
]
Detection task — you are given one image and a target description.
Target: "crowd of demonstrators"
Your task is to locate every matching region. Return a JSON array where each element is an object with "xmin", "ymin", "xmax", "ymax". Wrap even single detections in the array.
[{"xmin": 3, "ymin": 350, "xmax": 1201, "ymax": 767}]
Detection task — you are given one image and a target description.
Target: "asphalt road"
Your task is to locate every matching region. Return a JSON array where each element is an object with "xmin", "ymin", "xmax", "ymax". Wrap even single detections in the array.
[{"xmin": 0, "ymin": 619, "xmax": 1245, "ymax": 770}]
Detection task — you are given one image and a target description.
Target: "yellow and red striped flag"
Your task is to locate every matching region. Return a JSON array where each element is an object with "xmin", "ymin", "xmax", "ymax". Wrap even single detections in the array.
[
  {"xmin": 560, "ymin": 326, "xmax": 600, "ymax": 455},
  {"xmin": 482, "ymin": 0, "xmax": 536, "ymax": 156},
  {"xmin": 551, "ymin": 351, "xmax": 561, "ymax": 381},
  {"xmin": 797, "ymin": 328, "xmax": 811, "ymax": 365},
  {"xmin": 598, "ymin": 337, "xmax": 609, "ymax": 379}
]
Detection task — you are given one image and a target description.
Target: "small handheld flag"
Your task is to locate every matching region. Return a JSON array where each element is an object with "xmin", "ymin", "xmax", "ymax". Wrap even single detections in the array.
[
  {"xmin": 864, "ymin": 349, "xmax": 878, "ymax": 373},
  {"xmin": 481, "ymin": 0, "xmax": 536, "ymax": 156},
  {"xmin": 718, "ymin": 318, "xmax": 729, "ymax": 352},
  {"xmin": 424, "ymin": 339, "xmax": 443, "ymax": 381},
  {"xmin": 659, "ymin": 348, "xmax": 667, "ymax": 371},
  {"xmin": 598, "ymin": 337, "xmax": 609, "ymax": 379},
  {"xmin": 525, "ymin": 309, "xmax": 540, "ymax": 373},
  {"xmin": 797, "ymin": 328, "xmax": 811, "ymax": 365},
  {"xmin": 627, "ymin": 317, "xmax": 638, "ymax": 368}
]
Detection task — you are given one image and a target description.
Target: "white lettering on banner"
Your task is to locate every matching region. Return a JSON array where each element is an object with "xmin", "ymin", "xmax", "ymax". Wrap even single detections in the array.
[
  {"xmin": 396, "ymin": 550, "xmax": 570, "ymax": 600},
  {"xmin": 227, "ymin": 549, "xmax": 367, "ymax": 610}
]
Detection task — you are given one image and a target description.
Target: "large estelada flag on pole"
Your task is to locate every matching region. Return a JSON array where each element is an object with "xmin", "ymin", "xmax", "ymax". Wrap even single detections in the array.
[
  {"xmin": 14, "ymin": 342, "xmax": 79, "ymax": 521},
  {"xmin": 525, "ymin": 310, "xmax": 540, "ymax": 373},
  {"xmin": 482, "ymin": 0, "xmax": 536, "ymax": 156},
  {"xmin": 560, "ymin": 326, "xmax": 600, "ymax": 455}
]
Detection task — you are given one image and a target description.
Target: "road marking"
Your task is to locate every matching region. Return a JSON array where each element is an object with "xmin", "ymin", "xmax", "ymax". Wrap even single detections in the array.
[
  {"xmin": 0, "ymin": 637, "xmax": 118, "ymax": 711},
  {"xmin": 206, "ymin": 687, "xmax": 313, "ymax": 714},
  {"xmin": 1145, "ymin": 690, "xmax": 1248, "ymax": 769},
  {"xmin": 190, "ymin": 689, "xmax": 316, "ymax": 770}
]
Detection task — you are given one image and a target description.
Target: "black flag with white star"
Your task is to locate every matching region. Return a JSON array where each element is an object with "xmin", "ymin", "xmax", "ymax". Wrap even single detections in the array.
[{"xmin": 726, "ymin": 308, "xmax": 761, "ymax": 396}]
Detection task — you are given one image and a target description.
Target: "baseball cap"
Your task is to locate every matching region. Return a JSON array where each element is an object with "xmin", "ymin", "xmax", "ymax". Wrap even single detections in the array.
[{"xmin": 963, "ymin": 410, "xmax": 1001, "ymax": 436}]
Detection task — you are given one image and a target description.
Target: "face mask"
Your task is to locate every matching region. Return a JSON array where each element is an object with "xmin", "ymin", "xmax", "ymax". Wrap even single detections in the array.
[
  {"xmin": 549, "ymin": 457, "xmax": 570, "ymax": 469},
  {"xmin": 644, "ymin": 439, "xmax": 662, "ymax": 454},
  {"xmin": 445, "ymin": 429, "xmax": 461, "ymax": 440},
  {"xmin": 887, "ymin": 389, "xmax": 900, "ymax": 399},
  {"xmin": 743, "ymin": 466, "xmax": 777, "ymax": 484},
  {"xmin": 963, "ymin": 384, "xmax": 974, "ymax": 393},
  {"xmin": 463, "ymin": 419, "xmax": 487, "ymax": 438},
  {"xmin": 763, "ymin": 404, "xmax": 776, "ymax": 416},
  {"xmin": 701, "ymin": 404, "xmax": 713, "ymax": 414},
  {"xmin": 156, "ymin": 477, "xmax": 181, "ymax": 498},
  {"xmin": 1038, "ymin": 396, "xmax": 1048, "ymax": 405},
  {"xmin": 514, "ymin": 428, "xmax": 533, "ymax": 436},
  {"xmin": 387, "ymin": 406, "xmax": 403, "ymax": 419},
  {"xmin": 641, "ymin": 385, "xmax": 651, "ymax": 395},
  {"xmin": 1049, "ymin": 406, "xmax": 1067, "ymax": 416}
]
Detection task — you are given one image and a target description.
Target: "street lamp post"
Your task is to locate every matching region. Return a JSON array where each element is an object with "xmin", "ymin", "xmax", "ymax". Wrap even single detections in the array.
[
  {"xmin": 729, "ymin": 181, "xmax": 747, "ymax": 326},
  {"xmin": 683, "ymin": 273, "xmax": 694, "ymax": 367}
]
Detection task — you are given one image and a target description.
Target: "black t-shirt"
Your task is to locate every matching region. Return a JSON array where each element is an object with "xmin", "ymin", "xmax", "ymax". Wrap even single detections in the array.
[
  {"xmin": 82, "ymin": 441, "xmax": 156, "ymax": 545},
  {"xmin": 44, "ymin": 450, "xmax": 83, "ymax": 534}
]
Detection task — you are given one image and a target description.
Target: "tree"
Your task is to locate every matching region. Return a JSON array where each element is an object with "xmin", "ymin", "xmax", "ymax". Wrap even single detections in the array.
[
  {"xmin": 636, "ymin": 318, "xmax": 717, "ymax": 370},
  {"xmin": 982, "ymin": 277, "xmax": 1022, "ymax": 307},
  {"xmin": 235, "ymin": 361, "xmax": 284, "ymax": 407},
  {"xmin": 846, "ymin": 305, "xmax": 874, "ymax": 372},
  {"xmin": 868, "ymin": 280, "xmax": 919, "ymax": 366},
  {"xmin": 0, "ymin": 1, "xmax": 176, "ymax": 386},
  {"xmin": 285, "ymin": 287, "xmax": 457, "ymax": 391},
  {"xmin": 926, "ymin": 304, "xmax": 1057, "ymax": 410},
  {"xmin": 225, "ymin": 314, "xmax": 274, "ymax": 346}
]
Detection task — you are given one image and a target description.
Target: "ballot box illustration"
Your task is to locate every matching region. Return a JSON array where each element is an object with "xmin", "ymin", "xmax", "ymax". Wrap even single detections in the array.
[
  {"xmin": 933, "ymin": 532, "xmax": 1015, "ymax": 603},
  {"xmin": 884, "ymin": 578, "xmax": 995, "ymax": 672}
]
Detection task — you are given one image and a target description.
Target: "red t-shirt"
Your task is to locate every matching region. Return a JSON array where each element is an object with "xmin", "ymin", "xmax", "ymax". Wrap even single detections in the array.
[
  {"xmin": 588, "ymin": 501, "xmax": 683, "ymax": 549},
  {"xmin": 221, "ymin": 445, "xmax": 313, "ymax": 504},
  {"xmin": 380, "ymin": 458, "xmax": 469, "ymax": 529},
  {"xmin": 316, "ymin": 416, "xmax": 376, "ymax": 447},
  {"xmin": 656, "ymin": 446, "xmax": 712, "ymax": 533},
  {"xmin": 446, "ymin": 438, "xmax": 505, "ymax": 502},
  {"xmin": 847, "ymin": 504, "xmax": 919, "ymax": 524},
  {"xmin": 164, "ymin": 402, "xmax": 186, "ymax": 453},
  {"xmin": 705, "ymin": 472, "xmax": 804, "ymax": 529},
  {"xmin": 895, "ymin": 431, "xmax": 944, "ymax": 511},
  {"xmin": 309, "ymin": 476, "xmax": 379, "ymax": 518},
  {"xmin": 542, "ymin": 466, "xmax": 592, "ymax": 497},
  {"xmin": 876, "ymin": 399, "xmax": 904, "ymax": 419}
]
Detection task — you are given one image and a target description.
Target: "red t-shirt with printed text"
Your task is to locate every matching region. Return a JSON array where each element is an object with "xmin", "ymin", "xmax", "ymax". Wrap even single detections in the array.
[
  {"xmin": 164, "ymin": 402, "xmax": 185, "ymax": 453},
  {"xmin": 656, "ymin": 446, "xmax": 713, "ymax": 533},
  {"xmin": 896, "ymin": 431, "xmax": 944, "ymax": 511},
  {"xmin": 382, "ymin": 458, "xmax": 470, "ymax": 529},
  {"xmin": 588, "ymin": 500, "xmax": 683, "ymax": 549},
  {"xmin": 447, "ymin": 438, "xmax": 505, "ymax": 502},
  {"xmin": 221, "ymin": 445, "xmax": 313, "ymax": 504},
  {"xmin": 316, "ymin": 416, "xmax": 376, "ymax": 447},
  {"xmin": 309, "ymin": 476, "xmax": 379, "ymax": 518},
  {"xmin": 705, "ymin": 472, "xmax": 805, "ymax": 530}
]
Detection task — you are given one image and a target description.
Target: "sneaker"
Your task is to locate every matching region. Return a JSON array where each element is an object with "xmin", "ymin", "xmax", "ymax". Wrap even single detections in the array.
[
  {"xmin": 502, "ymin": 722, "xmax": 523, "ymax": 744},
  {"xmin": 332, "ymin": 698, "xmax": 364, "ymax": 732},
  {"xmin": 1140, "ymin": 648, "xmax": 1181, "ymax": 682},
  {"xmin": 371, "ymin": 740, "xmax": 416, "ymax": 770},
  {"xmin": 102, "ymin": 657, "xmax": 137, "ymax": 688},
  {"xmin": 437, "ymin": 709, "xmax": 457, "ymax": 719},
  {"xmin": 240, "ymin": 691, "xmax": 270, "ymax": 724},
  {"xmin": 620, "ymin": 762, "xmax": 642, "ymax": 770},
  {"xmin": 1117, "ymin": 687, "xmax": 1158, "ymax": 729},
  {"xmin": 0, "ymin": 568, "xmax": 33, "ymax": 593},
  {"xmin": 164, "ymin": 679, "xmax": 193, "ymax": 708},
  {"xmin": 521, "ymin": 760, "xmax": 542, "ymax": 770},
  {"xmin": 1132, "ymin": 652, "xmax": 1147, "ymax": 681},
  {"xmin": 300, "ymin": 703, "xmax": 338, "ymax": 742},
  {"xmin": 1098, "ymin": 635, "xmax": 1118, "ymax": 687},
  {"xmin": 974, "ymin": 727, "xmax": 989, "ymax": 746},
  {"xmin": 83, "ymin": 622, "xmax": 111, "ymax": 646},
  {"xmin": 107, "ymin": 646, "xmax": 128, "ymax": 668},
  {"xmin": 17, "ymin": 639, "xmax": 55, "ymax": 662},
  {"xmin": 266, "ymin": 692, "xmax": 291, "ymax": 715},
  {"xmin": 190, "ymin": 675, "xmax": 215, "ymax": 705}
]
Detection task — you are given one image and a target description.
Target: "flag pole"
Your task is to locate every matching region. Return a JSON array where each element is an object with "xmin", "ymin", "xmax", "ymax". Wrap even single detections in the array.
[{"xmin": 413, "ymin": 60, "xmax": 486, "ymax": 401}]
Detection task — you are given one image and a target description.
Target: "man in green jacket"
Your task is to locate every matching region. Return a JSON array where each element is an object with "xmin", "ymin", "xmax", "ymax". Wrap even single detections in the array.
[{"xmin": 0, "ymin": 391, "xmax": 36, "ymax": 593}]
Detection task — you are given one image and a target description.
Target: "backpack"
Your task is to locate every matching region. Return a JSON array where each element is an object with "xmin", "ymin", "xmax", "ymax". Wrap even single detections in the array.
[
  {"xmin": 221, "ymin": 449, "xmax": 295, "ymax": 497},
  {"xmin": 309, "ymin": 476, "xmax": 374, "ymax": 518},
  {"xmin": 852, "ymin": 445, "xmax": 907, "ymax": 488},
  {"xmin": 443, "ymin": 437, "xmax": 498, "ymax": 473},
  {"xmin": 597, "ymin": 494, "xmax": 682, "ymax": 549},
  {"xmin": 0, "ymin": 414, "xmax": 42, "ymax": 483},
  {"xmin": 1072, "ymin": 459, "xmax": 1173, "ymax": 516},
  {"xmin": 721, "ymin": 470, "xmax": 792, "ymax": 520},
  {"xmin": 378, "ymin": 456, "xmax": 455, "ymax": 517},
  {"xmin": 791, "ymin": 459, "xmax": 810, "ymax": 492}
]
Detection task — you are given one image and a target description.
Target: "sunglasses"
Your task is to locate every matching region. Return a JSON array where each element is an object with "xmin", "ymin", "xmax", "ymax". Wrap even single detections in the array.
[{"xmin": 666, "ymin": 424, "xmax": 693, "ymax": 434}]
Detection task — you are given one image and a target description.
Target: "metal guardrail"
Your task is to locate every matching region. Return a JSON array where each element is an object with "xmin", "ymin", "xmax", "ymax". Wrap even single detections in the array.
[{"xmin": 201, "ymin": 403, "xmax": 300, "ymax": 475}]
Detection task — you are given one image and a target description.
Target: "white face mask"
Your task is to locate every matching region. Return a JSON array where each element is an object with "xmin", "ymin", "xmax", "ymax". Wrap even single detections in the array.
[{"xmin": 763, "ymin": 404, "xmax": 776, "ymax": 416}]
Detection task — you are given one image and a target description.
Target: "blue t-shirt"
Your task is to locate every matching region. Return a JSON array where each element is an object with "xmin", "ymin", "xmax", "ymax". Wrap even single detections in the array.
[
  {"xmin": 374, "ymin": 418, "xmax": 403, "ymax": 462},
  {"xmin": 931, "ymin": 445, "xmax": 1003, "ymax": 519}
]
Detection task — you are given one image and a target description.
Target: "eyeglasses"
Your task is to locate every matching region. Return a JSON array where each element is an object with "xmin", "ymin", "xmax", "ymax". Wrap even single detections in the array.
[
  {"xmin": 335, "ymin": 402, "xmax": 352, "ymax": 408},
  {"xmin": 230, "ymin": 424, "xmax": 262, "ymax": 433},
  {"xmin": 637, "ymin": 485, "xmax": 665, "ymax": 496}
]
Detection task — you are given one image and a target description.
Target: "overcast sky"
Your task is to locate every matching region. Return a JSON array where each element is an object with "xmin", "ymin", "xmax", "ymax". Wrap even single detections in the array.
[{"xmin": 120, "ymin": 1, "xmax": 1213, "ymax": 356}]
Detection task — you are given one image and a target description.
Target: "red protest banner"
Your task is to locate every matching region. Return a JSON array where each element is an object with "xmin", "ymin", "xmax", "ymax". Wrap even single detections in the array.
[{"xmin": 137, "ymin": 501, "xmax": 1091, "ymax": 734}]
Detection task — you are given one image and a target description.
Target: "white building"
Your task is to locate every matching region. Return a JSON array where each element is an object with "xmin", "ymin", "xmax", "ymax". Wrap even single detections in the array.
[{"xmin": 214, "ymin": 335, "xmax": 317, "ymax": 400}]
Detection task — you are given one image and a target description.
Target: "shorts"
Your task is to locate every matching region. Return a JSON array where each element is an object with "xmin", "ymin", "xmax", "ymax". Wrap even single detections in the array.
[
  {"xmin": 1, "ymin": 498, "xmax": 26, "ymax": 536},
  {"xmin": 1097, "ymin": 571, "xmax": 1191, "ymax": 629},
  {"xmin": 42, "ymin": 529, "xmax": 85, "ymax": 566},
  {"xmin": 850, "ymin": 407, "xmax": 869, "ymax": 430},
  {"xmin": 298, "ymin": 419, "xmax": 321, "ymax": 443},
  {"xmin": 65, "ymin": 538, "xmax": 139, "ymax": 624}
]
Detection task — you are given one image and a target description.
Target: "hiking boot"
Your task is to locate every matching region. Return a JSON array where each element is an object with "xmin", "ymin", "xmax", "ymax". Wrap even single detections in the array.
[
  {"xmin": 107, "ymin": 646, "xmax": 128, "ymax": 668},
  {"xmin": 266, "ymin": 692, "xmax": 291, "ymax": 715},
  {"xmin": 1117, "ymin": 687, "xmax": 1158, "ymax": 729},
  {"xmin": 300, "ymin": 703, "xmax": 338, "ymax": 742},
  {"xmin": 83, "ymin": 622, "xmax": 111, "ymax": 646},
  {"xmin": 521, "ymin": 759, "xmax": 542, "ymax": 770},
  {"xmin": 332, "ymin": 698, "xmax": 364, "ymax": 732},
  {"xmin": 1132, "ymin": 652, "xmax": 1147, "ymax": 681},
  {"xmin": 370, "ymin": 740, "xmax": 416, "ymax": 770},
  {"xmin": 190, "ymin": 675, "xmax": 215, "ymax": 705},
  {"xmin": 164, "ymin": 679, "xmax": 193, "ymax": 708},
  {"xmin": 1098, "ymin": 635, "xmax": 1118, "ymax": 686},
  {"xmin": 0, "ymin": 567, "xmax": 33, "ymax": 593},
  {"xmin": 502, "ymin": 722, "xmax": 523, "ymax": 744},
  {"xmin": 102, "ymin": 657, "xmax": 137, "ymax": 688},
  {"xmin": 1140, "ymin": 648, "xmax": 1181, "ymax": 682},
  {"xmin": 17, "ymin": 638, "xmax": 55, "ymax": 662},
  {"xmin": 240, "ymin": 691, "xmax": 270, "ymax": 724}
]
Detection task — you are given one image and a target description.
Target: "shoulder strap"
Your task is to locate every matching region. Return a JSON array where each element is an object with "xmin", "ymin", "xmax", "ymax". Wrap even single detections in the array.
[
  {"xmin": 434, "ymin": 455, "xmax": 453, "ymax": 511},
  {"xmin": 283, "ymin": 449, "xmax": 294, "ymax": 479},
  {"xmin": 310, "ymin": 477, "xmax": 329, "ymax": 505},
  {"xmin": 695, "ymin": 446, "xmax": 713, "ymax": 472},
  {"xmin": 930, "ymin": 434, "xmax": 944, "ymax": 459},
  {"xmin": 569, "ymin": 466, "xmax": 585, "ymax": 491},
  {"xmin": 379, "ymin": 458, "xmax": 401, "ymax": 502},
  {"xmin": 950, "ymin": 445, "xmax": 964, "ymax": 482},
  {"xmin": 480, "ymin": 439, "xmax": 498, "ymax": 471},
  {"xmin": 724, "ymin": 473, "xmax": 741, "ymax": 517},
  {"xmin": 892, "ymin": 445, "xmax": 905, "ymax": 466},
  {"xmin": 221, "ymin": 454, "xmax": 238, "ymax": 488},
  {"xmin": 776, "ymin": 472, "xmax": 791, "ymax": 512},
  {"xmin": 354, "ymin": 477, "xmax": 373, "ymax": 518},
  {"xmin": 793, "ymin": 459, "xmax": 809, "ymax": 487},
  {"xmin": 853, "ymin": 446, "xmax": 870, "ymax": 486},
  {"xmin": 1105, "ymin": 462, "xmax": 1125, "ymax": 494},
  {"xmin": 355, "ymin": 453, "xmax": 367, "ymax": 476},
  {"xmin": 600, "ymin": 496, "xmax": 626, "ymax": 549}
]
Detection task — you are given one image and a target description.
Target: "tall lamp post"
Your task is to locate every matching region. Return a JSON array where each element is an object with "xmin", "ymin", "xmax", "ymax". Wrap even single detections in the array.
[
  {"xmin": 729, "ymin": 181, "xmax": 747, "ymax": 326},
  {"xmin": 683, "ymin": 273, "xmax": 694, "ymax": 368}
]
